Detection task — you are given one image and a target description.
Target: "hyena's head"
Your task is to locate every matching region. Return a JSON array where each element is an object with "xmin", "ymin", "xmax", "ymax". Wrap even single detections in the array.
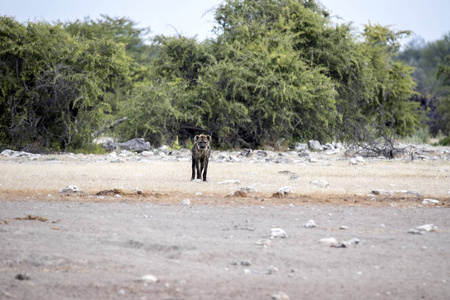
[{"xmin": 194, "ymin": 134, "xmax": 211, "ymax": 150}]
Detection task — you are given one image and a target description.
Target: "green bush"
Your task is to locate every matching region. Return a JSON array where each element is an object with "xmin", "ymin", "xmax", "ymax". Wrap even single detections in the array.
[{"xmin": 438, "ymin": 136, "xmax": 450, "ymax": 146}]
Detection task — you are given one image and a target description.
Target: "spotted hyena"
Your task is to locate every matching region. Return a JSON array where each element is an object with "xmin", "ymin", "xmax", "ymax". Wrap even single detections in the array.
[{"xmin": 191, "ymin": 134, "xmax": 211, "ymax": 181}]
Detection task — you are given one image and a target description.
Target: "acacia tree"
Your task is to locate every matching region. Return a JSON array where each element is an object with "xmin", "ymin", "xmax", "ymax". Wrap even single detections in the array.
[
  {"xmin": 0, "ymin": 17, "xmax": 130, "ymax": 150},
  {"xmin": 208, "ymin": 0, "xmax": 338, "ymax": 146}
]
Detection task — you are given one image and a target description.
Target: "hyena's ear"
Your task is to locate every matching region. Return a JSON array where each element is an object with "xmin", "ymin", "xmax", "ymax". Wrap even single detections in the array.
[
  {"xmin": 206, "ymin": 135, "xmax": 212, "ymax": 142},
  {"xmin": 194, "ymin": 135, "xmax": 199, "ymax": 142}
]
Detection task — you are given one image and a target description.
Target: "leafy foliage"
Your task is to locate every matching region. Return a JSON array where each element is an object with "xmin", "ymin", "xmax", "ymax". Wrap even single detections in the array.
[
  {"xmin": 0, "ymin": 17, "xmax": 130, "ymax": 150},
  {"xmin": 0, "ymin": 1, "xmax": 433, "ymax": 152}
]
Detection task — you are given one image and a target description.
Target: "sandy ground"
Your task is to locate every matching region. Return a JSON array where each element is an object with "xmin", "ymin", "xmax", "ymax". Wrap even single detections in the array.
[{"xmin": 0, "ymin": 154, "xmax": 450, "ymax": 299}]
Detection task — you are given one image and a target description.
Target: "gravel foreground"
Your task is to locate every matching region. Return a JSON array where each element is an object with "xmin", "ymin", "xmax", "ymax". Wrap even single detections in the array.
[
  {"xmin": 1, "ymin": 147, "xmax": 449, "ymax": 299},
  {"xmin": 1, "ymin": 200, "xmax": 449, "ymax": 300}
]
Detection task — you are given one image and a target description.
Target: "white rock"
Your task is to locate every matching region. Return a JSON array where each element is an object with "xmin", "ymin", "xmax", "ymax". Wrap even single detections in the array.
[
  {"xmin": 372, "ymin": 190, "xmax": 393, "ymax": 196},
  {"xmin": 141, "ymin": 151, "xmax": 154, "ymax": 157},
  {"xmin": 110, "ymin": 158, "xmax": 124, "ymax": 163},
  {"xmin": 1, "ymin": 149, "xmax": 14, "ymax": 156},
  {"xmin": 310, "ymin": 180, "xmax": 329, "ymax": 188},
  {"xmin": 271, "ymin": 291, "xmax": 290, "ymax": 300},
  {"xmin": 355, "ymin": 156, "xmax": 365, "ymax": 163},
  {"xmin": 340, "ymin": 225, "xmax": 349, "ymax": 230},
  {"xmin": 276, "ymin": 186, "xmax": 292, "ymax": 195},
  {"xmin": 218, "ymin": 180, "xmax": 241, "ymax": 185},
  {"xmin": 323, "ymin": 143, "xmax": 335, "ymax": 151},
  {"xmin": 118, "ymin": 150, "xmax": 134, "ymax": 157},
  {"xmin": 309, "ymin": 140, "xmax": 323, "ymax": 151},
  {"xmin": 408, "ymin": 229, "xmax": 424, "ymax": 235},
  {"xmin": 349, "ymin": 158, "xmax": 358, "ymax": 165},
  {"xmin": 181, "ymin": 199, "xmax": 191, "ymax": 206},
  {"xmin": 415, "ymin": 224, "xmax": 438, "ymax": 232},
  {"xmin": 256, "ymin": 239, "xmax": 272, "ymax": 247},
  {"xmin": 141, "ymin": 274, "xmax": 158, "ymax": 282},
  {"xmin": 319, "ymin": 237, "xmax": 339, "ymax": 246},
  {"xmin": 303, "ymin": 219, "xmax": 316, "ymax": 228},
  {"xmin": 295, "ymin": 143, "xmax": 308, "ymax": 151},
  {"xmin": 59, "ymin": 185, "xmax": 81, "ymax": 193},
  {"xmin": 267, "ymin": 265, "xmax": 278, "ymax": 274},
  {"xmin": 239, "ymin": 186, "xmax": 258, "ymax": 193},
  {"xmin": 422, "ymin": 198, "xmax": 439, "ymax": 204},
  {"xmin": 271, "ymin": 228, "xmax": 288, "ymax": 238},
  {"xmin": 342, "ymin": 238, "xmax": 361, "ymax": 247}
]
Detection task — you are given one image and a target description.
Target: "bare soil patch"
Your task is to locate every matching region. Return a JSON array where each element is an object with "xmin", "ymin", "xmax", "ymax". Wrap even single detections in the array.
[{"xmin": 0, "ymin": 154, "xmax": 449, "ymax": 299}]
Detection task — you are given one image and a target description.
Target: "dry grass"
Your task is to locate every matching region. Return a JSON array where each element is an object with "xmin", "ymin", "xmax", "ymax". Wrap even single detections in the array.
[{"xmin": 1, "ymin": 156, "xmax": 449, "ymax": 207}]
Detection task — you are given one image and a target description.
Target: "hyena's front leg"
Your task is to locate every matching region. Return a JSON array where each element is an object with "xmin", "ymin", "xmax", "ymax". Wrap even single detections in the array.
[
  {"xmin": 196, "ymin": 159, "xmax": 202, "ymax": 180},
  {"xmin": 191, "ymin": 158, "xmax": 196, "ymax": 181},
  {"xmin": 202, "ymin": 160, "xmax": 209, "ymax": 182}
]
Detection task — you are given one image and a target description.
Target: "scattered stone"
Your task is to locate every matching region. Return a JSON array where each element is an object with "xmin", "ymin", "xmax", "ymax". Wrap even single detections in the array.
[
  {"xmin": 1, "ymin": 149, "xmax": 14, "ymax": 156},
  {"xmin": 415, "ymin": 224, "xmax": 438, "ymax": 232},
  {"xmin": 1, "ymin": 150, "xmax": 41, "ymax": 160},
  {"xmin": 319, "ymin": 237, "xmax": 339, "ymax": 247},
  {"xmin": 404, "ymin": 190, "xmax": 421, "ymax": 198},
  {"xmin": 141, "ymin": 274, "xmax": 158, "ymax": 283},
  {"xmin": 408, "ymin": 229, "xmax": 424, "ymax": 235},
  {"xmin": 308, "ymin": 157, "xmax": 318, "ymax": 163},
  {"xmin": 340, "ymin": 238, "xmax": 361, "ymax": 248},
  {"xmin": 181, "ymin": 199, "xmax": 191, "ymax": 206},
  {"xmin": 323, "ymin": 143, "xmax": 335, "ymax": 151},
  {"xmin": 267, "ymin": 265, "xmax": 278, "ymax": 274},
  {"xmin": 105, "ymin": 138, "xmax": 151, "ymax": 152},
  {"xmin": 356, "ymin": 156, "xmax": 365, "ymax": 163},
  {"xmin": 110, "ymin": 158, "xmax": 124, "ymax": 163},
  {"xmin": 59, "ymin": 185, "xmax": 82, "ymax": 194},
  {"xmin": 118, "ymin": 289, "xmax": 126, "ymax": 295},
  {"xmin": 271, "ymin": 228, "xmax": 288, "ymax": 238},
  {"xmin": 309, "ymin": 140, "xmax": 323, "ymax": 151},
  {"xmin": 141, "ymin": 151, "xmax": 154, "ymax": 157},
  {"xmin": 371, "ymin": 190, "xmax": 393, "ymax": 196},
  {"xmin": 295, "ymin": 143, "xmax": 308, "ymax": 151},
  {"xmin": 303, "ymin": 219, "xmax": 316, "ymax": 228},
  {"xmin": 310, "ymin": 180, "xmax": 329, "ymax": 188},
  {"xmin": 256, "ymin": 239, "xmax": 272, "ymax": 247},
  {"xmin": 234, "ymin": 190, "xmax": 248, "ymax": 197},
  {"xmin": 257, "ymin": 150, "xmax": 268, "ymax": 157},
  {"xmin": 238, "ymin": 186, "xmax": 258, "ymax": 193},
  {"xmin": 289, "ymin": 174, "xmax": 300, "ymax": 180},
  {"xmin": 118, "ymin": 150, "xmax": 134, "ymax": 157},
  {"xmin": 422, "ymin": 198, "xmax": 439, "ymax": 204},
  {"xmin": 241, "ymin": 148, "xmax": 253, "ymax": 157},
  {"xmin": 340, "ymin": 225, "xmax": 349, "ymax": 230},
  {"xmin": 279, "ymin": 170, "xmax": 294, "ymax": 175},
  {"xmin": 320, "ymin": 237, "xmax": 361, "ymax": 248},
  {"xmin": 15, "ymin": 273, "xmax": 30, "ymax": 280},
  {"xmin": 158, "ymin": 145, "xmax": 170, "ymax": 155},
  {"xmin": 271, "ymin": 291, "xmax": 290, "ymax": 300},
  {"xmin": 231, "ymin": 260, "xmax": 252, "ymax": 266},
  {"xmin": 349, "ymin": 158, "xmax": 358, "ymax": 165},
  {"xmin": 273, "ymin": 186, "xmax": 292, "ymax": 197},
  {"xmin": 195, "ymin": 192, "xmax": 203, "ymax": 196},
  {"xmin": 218, "ymin": 180, "xmax": 241, "ymax": 185}
]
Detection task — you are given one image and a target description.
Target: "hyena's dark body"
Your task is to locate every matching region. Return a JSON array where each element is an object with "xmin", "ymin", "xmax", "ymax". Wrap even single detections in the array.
[{"xmin": 191, "ymin": 134, "xmax": 211, "ymax": 181}]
